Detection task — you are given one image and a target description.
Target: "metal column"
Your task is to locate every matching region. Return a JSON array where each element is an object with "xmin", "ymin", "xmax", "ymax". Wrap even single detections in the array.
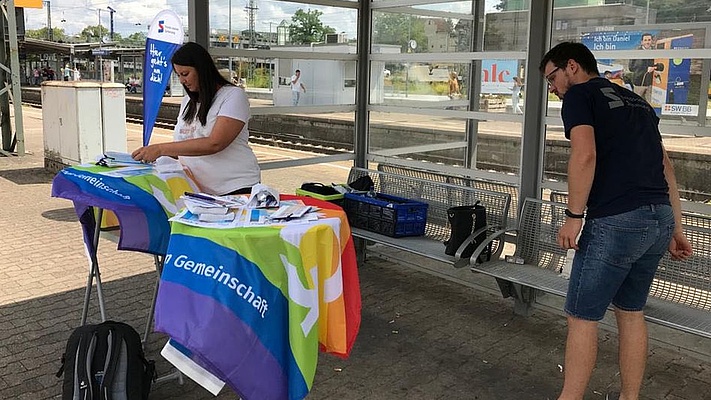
[
  {"xmin": 354, "ymin": 0, "xmax": 371, "ymax": 168},
  {"xmin": 0, "ymin": 0, "xmax": 24, "ymax": 156},
  {"xmin": 517, "ymin": 0, "xmax": 553, "ymax": 211}
]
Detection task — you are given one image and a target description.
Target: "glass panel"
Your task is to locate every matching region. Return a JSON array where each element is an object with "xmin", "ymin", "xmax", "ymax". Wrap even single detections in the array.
[
  {"xmin": 368, "ymin": 112, "xmax": 523, "ymax": 174},
  {"xmin": 210, "ymin": 56, "xmax": 357, "ymax": 106},
  {"xmin": 370, "ymin": 60, "xmax": 528, "ymax": 115},
  {"xmin": 543, "ymin": 1, "xmax": 711, "ymax": 204},
  {"xmin": 483, "ymin": 5, "xmax": 530, "ymax": 51},
  {"xmin": 412, "ymin": 1, "xmax": 472, "ymax": 14},
  {"xmin": 209, "ymin": 0, "xmax": 358, "ymax": 50},
  {"xmin": 370, "ymin": 61, "xmax": 471, "ymax": 107},
  {"xmin": 371, "ymin": 10, "xmax": 472, "ymax": 53},
  {"xmin": 251, "ymin": 111, "xmax": 355, "ymax": 163}
]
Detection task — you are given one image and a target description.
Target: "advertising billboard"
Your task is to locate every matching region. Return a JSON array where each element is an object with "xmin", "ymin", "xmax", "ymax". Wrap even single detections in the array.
[
  {"xmin": 481, "ymin": 59, "xmax": 519, "ymax": 94},
  {"xmin": 580, "ymin": 29, "xmax": 697, "ymax": 116}
]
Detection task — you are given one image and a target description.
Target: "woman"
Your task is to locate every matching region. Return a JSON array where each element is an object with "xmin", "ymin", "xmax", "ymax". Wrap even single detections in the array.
[{"xmin": 132, "ymin": 42, "xmax": 260, "ymax": 195}]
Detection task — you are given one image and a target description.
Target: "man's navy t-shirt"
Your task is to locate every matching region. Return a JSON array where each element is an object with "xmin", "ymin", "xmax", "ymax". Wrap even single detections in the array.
[{"xmin": 561, "ymin": 77, "xmax": 670, "ymax": 219}]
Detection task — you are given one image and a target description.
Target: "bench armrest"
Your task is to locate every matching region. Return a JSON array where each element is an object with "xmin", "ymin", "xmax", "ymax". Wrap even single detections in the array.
[{"xmin": 453, "ymin": 225, "xmax": 518, "ymax": 269}]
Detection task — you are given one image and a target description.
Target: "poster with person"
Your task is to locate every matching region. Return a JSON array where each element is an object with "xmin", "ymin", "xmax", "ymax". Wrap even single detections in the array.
[{"xmin": 580, "ymin": 29, "xmax": 697, "ymax": 117}]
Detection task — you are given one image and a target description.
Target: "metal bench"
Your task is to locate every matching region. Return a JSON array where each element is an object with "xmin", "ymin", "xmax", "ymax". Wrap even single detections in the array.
[
  {"xmin": 471, "ymin": 197, "xmax": 711, "ymax": 338},
  {"xmin": 377, "ymin": 163, "xmax": 520, "ymax": 224},
  {"xmin": 346, "ymin": 167, "xmax": 511, "ymax": 268}
]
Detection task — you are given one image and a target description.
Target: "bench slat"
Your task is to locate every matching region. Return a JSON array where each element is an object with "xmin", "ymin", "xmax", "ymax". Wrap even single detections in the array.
[{"xmin": 378, "ymin": 163, "xmax": 520, "ymax": 222}]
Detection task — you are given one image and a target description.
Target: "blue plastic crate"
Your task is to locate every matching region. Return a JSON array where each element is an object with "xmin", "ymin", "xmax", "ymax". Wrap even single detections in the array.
[{"xmin": 343, "ymin": 192, "xmax": 428, "ymax": 237}]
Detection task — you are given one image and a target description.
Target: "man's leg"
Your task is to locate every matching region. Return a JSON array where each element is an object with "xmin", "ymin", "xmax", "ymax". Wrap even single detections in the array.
[
  {"xmin": 614, "ymin": 309, "xmax": 648, "ymax": 400},
  {"xmin": 559, "ymin": 317, "xmax": 599, "ymax": 400}
]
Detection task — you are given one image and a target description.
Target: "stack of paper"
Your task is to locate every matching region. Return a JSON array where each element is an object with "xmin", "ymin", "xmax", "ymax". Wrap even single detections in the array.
[
  {"xmin": 270, "ymin": 205, "xmax": 314, "ymax": 221},
  {"xmin": 181, "ymin": 192, "xmax": 245, "ymax": 223}
]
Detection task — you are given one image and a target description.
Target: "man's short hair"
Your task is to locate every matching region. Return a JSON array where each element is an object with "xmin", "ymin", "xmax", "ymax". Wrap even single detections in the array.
[
  {"xmin": 295, "ymin": 69, "xmax": 300, "ymax": 73},
  {"xmin": 539, "ymin": 41, "xmax": 600, "ymax": 76}
]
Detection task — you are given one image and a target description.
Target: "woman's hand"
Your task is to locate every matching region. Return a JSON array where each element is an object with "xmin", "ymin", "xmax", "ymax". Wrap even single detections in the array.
[{"xmin": 132, "ymin": 144, "xmax": 163, "ymax": 163}]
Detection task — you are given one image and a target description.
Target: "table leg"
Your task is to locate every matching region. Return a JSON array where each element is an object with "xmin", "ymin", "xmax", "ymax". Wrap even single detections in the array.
[
  {"xmin": 80, "ymin": 207, "xmax": 107, "ymax": 325},
  {"xmin": 143, "ymin": 254, "xmax": 164, "ymax": 343}
]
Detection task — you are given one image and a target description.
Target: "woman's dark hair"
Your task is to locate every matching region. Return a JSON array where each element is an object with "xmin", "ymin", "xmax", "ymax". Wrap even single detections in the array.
[
  {"xmin": 171, "ymin": 42, "xmax": 231, "ymax": 126},
  {"xmin": 539, "ymin": 41, "xmax": 600, "ymax": 76}
]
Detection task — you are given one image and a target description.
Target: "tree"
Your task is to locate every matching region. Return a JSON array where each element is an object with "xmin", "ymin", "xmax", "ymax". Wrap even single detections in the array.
[
  {"xmin": 80, "ymin": 25, "xmax": 110, "ymax": 42},
  {"xmin": 120, "ymin": 32, "xmax": 147, "ymax": 47},
  {"xmin": 288, "ymin": 9, "xmax": 336, "ymax": 45},
  {"xmin": 372, "ymin": 13, "xmax": 428, "ymax": 53},
  {"xmin": 25, "ymin": 27, "xmax": 67, "ymax": 42}
]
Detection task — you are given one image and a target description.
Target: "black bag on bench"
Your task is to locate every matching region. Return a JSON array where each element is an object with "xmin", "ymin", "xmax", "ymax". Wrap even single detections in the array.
[
  {"xmin": 444, "ymin": 203, "xmax": 492, "ymax": 263},
  {"xmin": 300, "ymin": 182, "xmax": 340, "ymax": 196}
]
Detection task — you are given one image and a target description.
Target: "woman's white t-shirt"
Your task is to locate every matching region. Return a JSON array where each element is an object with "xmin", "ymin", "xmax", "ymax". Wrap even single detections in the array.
[{"xmin": 174, "ymin": 85, "xmax": 260, "ymax": 195}]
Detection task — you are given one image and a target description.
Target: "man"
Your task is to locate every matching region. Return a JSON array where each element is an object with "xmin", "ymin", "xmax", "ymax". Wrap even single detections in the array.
[
  {"xmin": 539, "ymin": 42, "xmax": 692, "ymax": 400},
  {"xmin": 628, "ymin": 33, "xmax": 656, "ymax": 103},
  {"xmin": 290, "ymin": 69, "xmax": 306, "ymax": 106}
]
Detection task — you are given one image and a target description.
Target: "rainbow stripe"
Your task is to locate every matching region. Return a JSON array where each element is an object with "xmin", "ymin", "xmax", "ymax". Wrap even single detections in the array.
[{"xmin": 155, "ymin": 197, "xmax": 361, "ymax": 400}]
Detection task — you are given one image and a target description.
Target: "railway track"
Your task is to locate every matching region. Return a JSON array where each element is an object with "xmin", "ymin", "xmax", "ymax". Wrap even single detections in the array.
[{"xmin": 22, "ymin": 92, "xmax": 345, "ymax": 155}]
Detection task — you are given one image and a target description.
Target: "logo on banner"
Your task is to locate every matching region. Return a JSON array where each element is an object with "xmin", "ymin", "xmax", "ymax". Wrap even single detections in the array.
[
  {"xmin": 662, "ymin": 104, "xmax": 697, "ymax": 116},
  {"xmin": 158, "ymin": 21, "xmax": 165, "ymax": 33}
]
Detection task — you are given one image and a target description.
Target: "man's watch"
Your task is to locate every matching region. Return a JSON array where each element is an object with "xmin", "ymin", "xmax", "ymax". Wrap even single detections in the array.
[{"xmin": 564, "ymin": 209, "xmax": 585, "ymax": 219}]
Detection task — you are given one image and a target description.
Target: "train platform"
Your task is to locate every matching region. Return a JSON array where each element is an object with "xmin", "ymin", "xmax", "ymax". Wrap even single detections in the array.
[{"xmin": 1, "ymin": 105, "xmax": 710, "ymax": 399}]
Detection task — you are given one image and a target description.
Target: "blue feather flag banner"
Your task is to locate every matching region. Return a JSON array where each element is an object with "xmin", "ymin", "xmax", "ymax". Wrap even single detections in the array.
[{"xmin": 142, "ymin": 9, "xmax": 184, "ymax": 146}]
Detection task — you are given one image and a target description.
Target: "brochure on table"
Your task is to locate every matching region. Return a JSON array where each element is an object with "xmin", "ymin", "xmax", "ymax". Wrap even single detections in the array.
[{"xmin": 171, "ymin": 184, "xmax": 320, "ymax": 229}]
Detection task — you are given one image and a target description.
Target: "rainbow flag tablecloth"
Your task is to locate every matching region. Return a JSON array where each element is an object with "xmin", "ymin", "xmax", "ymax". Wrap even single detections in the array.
[
  {"xmin": 51, "ymin": 165, "xmax": 197, "ymax": 255},
  {"xmin": 52, "ymin": 166, "xmax": 361, "ymax": 400}
]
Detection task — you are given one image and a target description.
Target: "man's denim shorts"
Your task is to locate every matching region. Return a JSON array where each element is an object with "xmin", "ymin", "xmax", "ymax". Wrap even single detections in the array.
[{"xmin": 565, "ymin": 204, "xmax": 675, "ymax": 321}]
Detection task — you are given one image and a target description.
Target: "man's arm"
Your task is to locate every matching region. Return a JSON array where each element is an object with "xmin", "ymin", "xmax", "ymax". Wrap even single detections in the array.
[
  {"xmin": 661, "ymin": 146, "xmax": 693, "ymax": 260},
  {"xmin": 557, "ymin": 125, "xmax": 596, "ymax": 250}
]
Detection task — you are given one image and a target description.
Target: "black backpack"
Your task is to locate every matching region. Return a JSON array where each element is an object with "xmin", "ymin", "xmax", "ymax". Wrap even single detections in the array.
[{"xmin": 57, "ymin": 321, "xmax": 156, "ymax": 400}]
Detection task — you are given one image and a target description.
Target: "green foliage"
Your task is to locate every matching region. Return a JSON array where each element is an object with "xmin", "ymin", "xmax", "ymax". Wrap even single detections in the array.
[
  {"xmin": 248, "ymin": 67, "xmax": 271, "ymax": 88},
  {"xmin": 289, "ymin": 9, "xmax": 336, "ymax": 45},
  {"xmin": 25, "ymin": 27, "xmax": 67, "ymax": 42},
  {"xmin": 119, "ymin": 32, "xmax": 147, "ymax": 47},
  {"xmin": 80, "ymin": 25, "xmax": 110, "ymax": 42},
  {"xmin": 372, "ymin": 13, "xmax": 429, "ymax": 53}
]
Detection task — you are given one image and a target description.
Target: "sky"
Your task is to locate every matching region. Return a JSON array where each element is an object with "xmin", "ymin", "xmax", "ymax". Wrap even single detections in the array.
[{"xmin": 22, "ymin": 0, "xmax": 500, "ymax": 41}]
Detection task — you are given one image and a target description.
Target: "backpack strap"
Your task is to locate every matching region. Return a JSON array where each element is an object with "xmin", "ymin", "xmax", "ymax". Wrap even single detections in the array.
[
  {"xmin": 100, "ymin": 325, "xmax": 125, "ymax": 400},
  {"xmin": 76, "ymin": 329, "xmax": 97, "ymax": 400}
]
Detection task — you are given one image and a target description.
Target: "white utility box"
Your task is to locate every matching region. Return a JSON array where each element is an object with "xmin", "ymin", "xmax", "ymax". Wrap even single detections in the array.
[{"xmin": 42, "ymin": 81, "xmax": 127, "ymax": 171}]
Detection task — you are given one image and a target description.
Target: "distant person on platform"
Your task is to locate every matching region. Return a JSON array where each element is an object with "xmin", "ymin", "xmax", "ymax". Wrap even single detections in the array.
[
  {"xmin": 73, "ymin": 67, "xmax": 81, "ymax": 81},
  {"xmin": 628, "ymin": 33, "xmax": 656, "ymax": 103},
  {"xmin": 448, "ymin": 71, "xmax": 461, "ymax": 99},
  {"xmin": 510, "ymin": 76, "xmax": 524, "ymax": 114},
  {"xmin": 32, "ymin": 67, "xmax": 40, "ymax": 85},
  {"xmin": 131, "ymin": 42, "xmax": 261, "ymax": 196},
  {"xmin": 63, "ymin": 64, "xmax": 72, "ymax": 81},
  {"xmin": 291, "ymin": 69, "xmax": 306, "ymax": 106}
]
